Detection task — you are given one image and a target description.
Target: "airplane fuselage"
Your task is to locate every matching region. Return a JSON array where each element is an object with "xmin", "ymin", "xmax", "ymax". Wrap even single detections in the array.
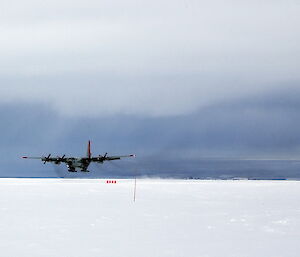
[{"xmin": 65, "ymin": 158, "xmax": 94, "ymax": 172}]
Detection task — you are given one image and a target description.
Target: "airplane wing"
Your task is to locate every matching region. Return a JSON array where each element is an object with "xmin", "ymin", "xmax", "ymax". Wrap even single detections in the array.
[
  {"xmin": 22, "ymin": 154, "xmax": 71, "ymax": 164},
  {"xmin": 90, "ymin": 154, "xmax": 135, "ymax": 162}
]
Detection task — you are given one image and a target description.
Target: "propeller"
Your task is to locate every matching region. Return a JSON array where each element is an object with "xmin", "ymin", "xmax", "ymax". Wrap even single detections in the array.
[
  {"xmin": 59, "ymin": 154, "xmax": 66, "ymax": 162},
  {"xmin": 98, "ymin": 153, "xmax": 108, "ymax": 161},
  {"xmin": 44, "ymin": 154, "xmax": 51, "ymax": 164},
  {"xmin": 54, "ymin": 154, "xmax": 66, "ymax": 164}
]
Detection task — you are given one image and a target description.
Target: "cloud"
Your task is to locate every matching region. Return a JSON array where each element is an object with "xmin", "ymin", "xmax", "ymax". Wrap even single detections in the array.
[
  {"xmin": 1, "ymin": 86, "xmax": 300, "ymax": 178},
  {"xmin": 0, "ymin": 0, "xmax": 299, "ymax": 116},
  {"xmin": 0, "ymin": 1, "xmax": 299, "ymax": 178}
]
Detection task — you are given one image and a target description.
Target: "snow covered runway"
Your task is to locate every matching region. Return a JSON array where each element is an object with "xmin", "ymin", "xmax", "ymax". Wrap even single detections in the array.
[{"xmin": 0, "ymin": 179, "xmax": 299, "ymax": 257}]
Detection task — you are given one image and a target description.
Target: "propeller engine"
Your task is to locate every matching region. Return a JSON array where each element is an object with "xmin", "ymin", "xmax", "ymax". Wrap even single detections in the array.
[
  {"xmin": 98, "ymin": 153, "xmax": 108, "ymax": 162},
  {"xmin": 59, "ymin": 154, "xmax": 66, "ymax": 162},
  {"xmin": 55, "ymin": 154, "xmax": 66, "ymax": 164},
  {"xmin": 43, "ymin": 154, "xmax": 51, "ymax": 164}
]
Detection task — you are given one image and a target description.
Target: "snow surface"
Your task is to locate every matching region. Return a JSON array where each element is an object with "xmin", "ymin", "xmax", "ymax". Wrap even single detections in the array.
[{"xmin": 0, "ymin": 179, "xmax": 299, "ymax": 257}]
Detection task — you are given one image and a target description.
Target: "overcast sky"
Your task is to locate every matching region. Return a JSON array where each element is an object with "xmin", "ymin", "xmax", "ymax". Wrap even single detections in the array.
[
  {"xmin": 0, "ymin": 0, "xmax": 299, "ymax": 117},
  {"xmin": 1, "ymin": 0, "xmax": 300, "ymax": 177}
]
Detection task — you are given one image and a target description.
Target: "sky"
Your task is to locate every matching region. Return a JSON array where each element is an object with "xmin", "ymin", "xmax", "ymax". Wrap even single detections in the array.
[{"xmin": 0, "ymin": 0, "xmax": 300, "ymax": 177}]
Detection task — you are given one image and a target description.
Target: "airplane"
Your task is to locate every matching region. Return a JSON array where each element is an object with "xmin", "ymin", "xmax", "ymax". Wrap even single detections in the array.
[{"xmin": 22, "ymin": 140, "xmax": 135, "ymax": 172}]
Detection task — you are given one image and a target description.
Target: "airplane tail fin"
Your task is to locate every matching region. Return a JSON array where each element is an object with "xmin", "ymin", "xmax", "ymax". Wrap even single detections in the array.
[{"xmin": 87, "ymin": 140, "xmax": 92, "ymax": 158}]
